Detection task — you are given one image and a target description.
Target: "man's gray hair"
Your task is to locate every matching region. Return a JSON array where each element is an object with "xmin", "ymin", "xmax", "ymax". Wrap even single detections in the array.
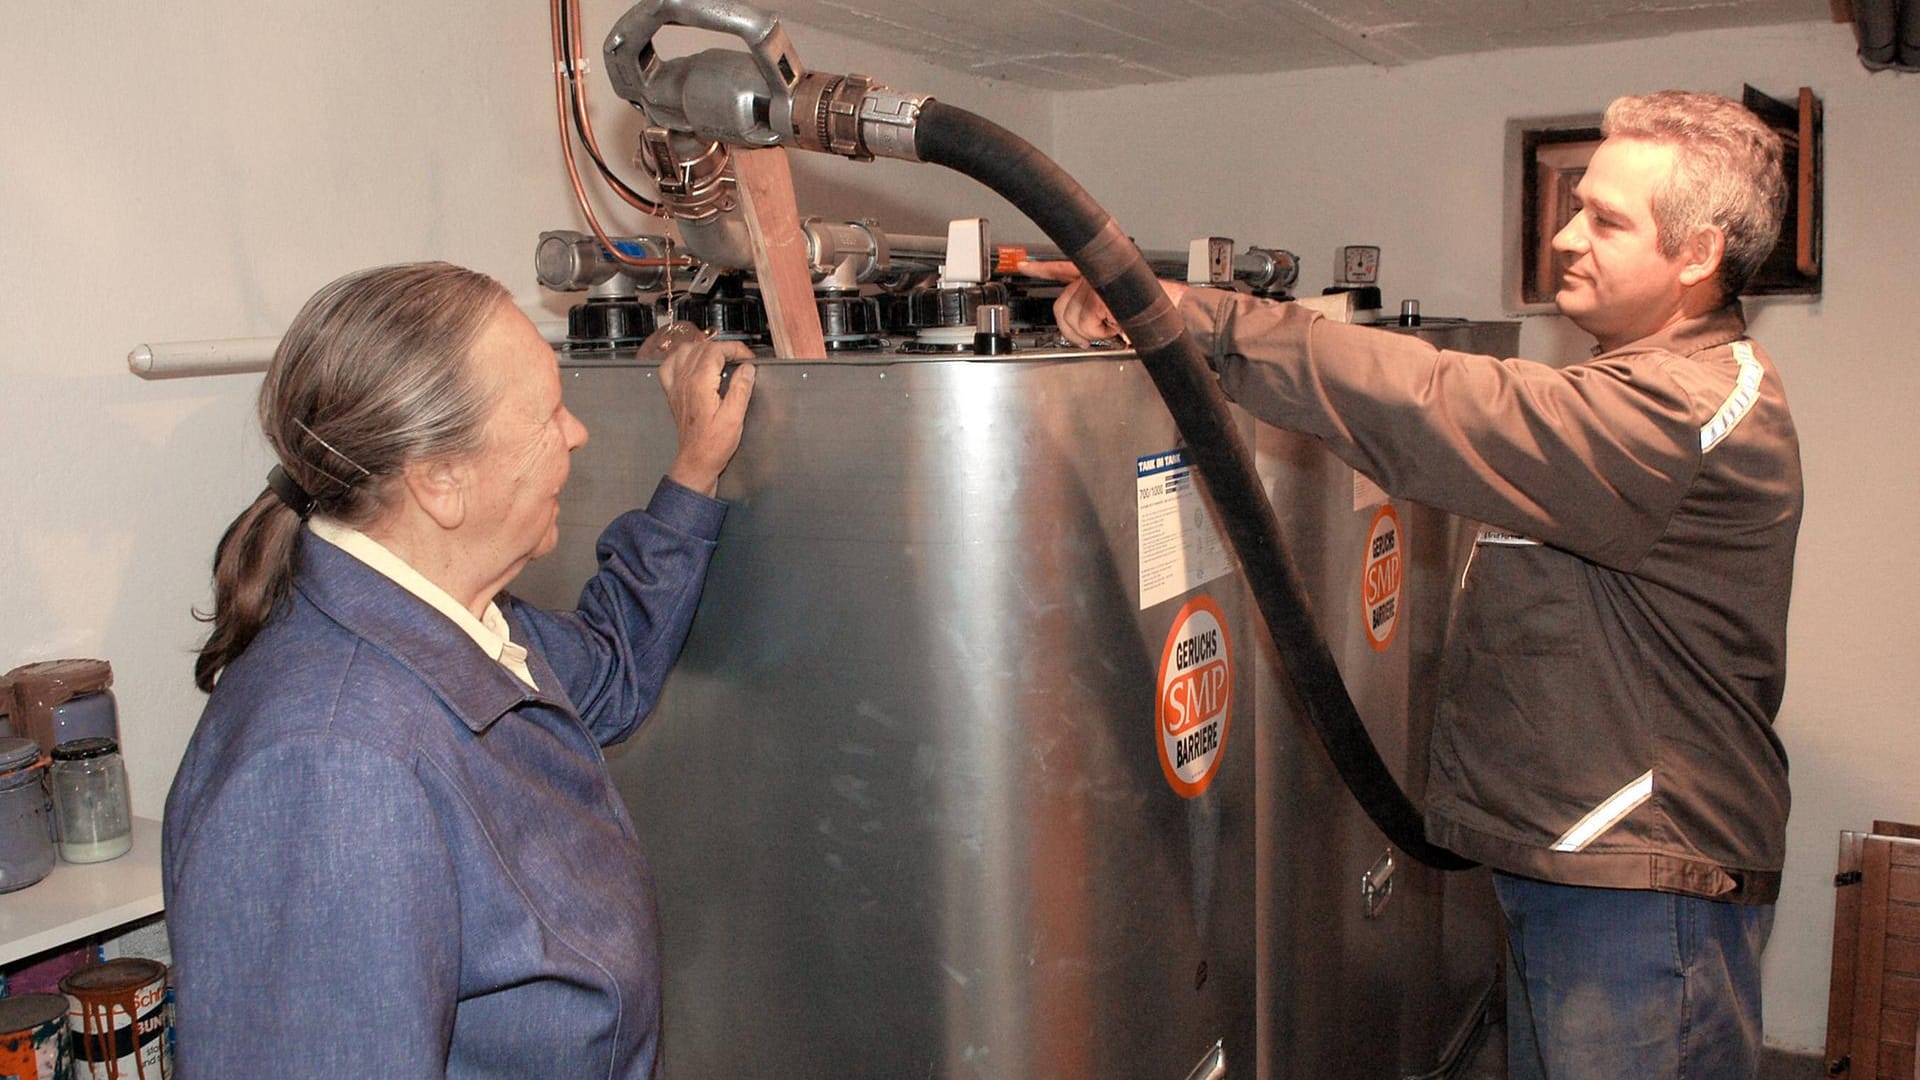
[{"xmin": 1603, "ymin": 91, "xmax": 1786, "ymax": 299}]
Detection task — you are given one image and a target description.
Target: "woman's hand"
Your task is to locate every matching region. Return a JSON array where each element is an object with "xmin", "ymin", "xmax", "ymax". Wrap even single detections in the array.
[
  {"xmin": 1017, "ymin": 260, "xmax": 1190, "ymax": 347},
  {"xmin": 656, "ymin": 329, "xmax": 757, "ymax": 497}
]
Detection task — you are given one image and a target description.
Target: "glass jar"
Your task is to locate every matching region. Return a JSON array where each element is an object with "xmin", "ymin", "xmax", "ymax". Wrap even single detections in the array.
[
  {"xmin": 0, "ymin": 736, "xmax": 56, "ymax": 891},
  {"xmin": 49, "ymin": 737, "xmax": 131, "ymax": 864},
  {"xmin": 52, "ymin": 688, "xmax": 119, "ymax": 747}
]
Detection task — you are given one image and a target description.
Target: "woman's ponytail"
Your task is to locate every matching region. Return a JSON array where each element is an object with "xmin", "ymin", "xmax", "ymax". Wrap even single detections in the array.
[
  {"xmin": 190, "ymin": 261, "xmax": 507, "ymax": 691},
  {"xmin": 193, "ymin": 492, "xmax": 305, "ymax": 692}
]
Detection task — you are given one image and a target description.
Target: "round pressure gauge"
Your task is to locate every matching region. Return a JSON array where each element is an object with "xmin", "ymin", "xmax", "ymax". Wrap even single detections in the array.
[{"xmin": 1341, "ymin": 245, "xmax": 1380, "ymax": 285}]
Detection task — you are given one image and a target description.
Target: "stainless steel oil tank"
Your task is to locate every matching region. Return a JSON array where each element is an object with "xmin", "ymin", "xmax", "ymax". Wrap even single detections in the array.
[
  {"xmin": 515, "ymin": 313, "xmax": 1516, "ymax": 1079},
  {"xmin": 1248, "ymin": 316, "xmax": 1517, "ymax": 1080},
  {"xmin": 513, "ymin": 346, "xmax": 1259, "ymax": 1080}
]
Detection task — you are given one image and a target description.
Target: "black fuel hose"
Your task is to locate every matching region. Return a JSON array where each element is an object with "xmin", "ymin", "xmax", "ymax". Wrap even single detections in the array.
[{"xmin": 913, "ymin": 99, "xmax": 1474, "ymax": 871}]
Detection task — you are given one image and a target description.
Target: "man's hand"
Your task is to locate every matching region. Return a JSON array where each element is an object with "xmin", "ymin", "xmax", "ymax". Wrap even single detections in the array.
[
  {"xmin": 656, "ymin": 330, "xmax": 757, "ymax": 497},
  {"xmin": 1018, "ymin": 260, "xmax": 1190, "ymax": 347}
]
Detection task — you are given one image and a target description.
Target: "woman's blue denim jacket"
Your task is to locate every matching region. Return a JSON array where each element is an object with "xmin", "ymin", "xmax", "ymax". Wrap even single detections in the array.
[{"xmin": 163, "ymin": 478, "xmax": 724, "ymax": 1078}]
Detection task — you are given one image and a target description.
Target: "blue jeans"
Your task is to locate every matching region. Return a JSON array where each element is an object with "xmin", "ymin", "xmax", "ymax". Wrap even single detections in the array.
[{"xmin": 1493, "ymin": 873, "xmax": 1773, "ymax": 1080}]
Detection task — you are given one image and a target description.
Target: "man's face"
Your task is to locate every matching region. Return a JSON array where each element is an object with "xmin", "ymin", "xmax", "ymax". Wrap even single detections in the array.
[
  {"xmin": 1552, "ymin": 136, "xmax": 1697, "ymax": 350},
  {"xmin": 460, "ymin": 304, "xmax": 590, "ymax": 582}
]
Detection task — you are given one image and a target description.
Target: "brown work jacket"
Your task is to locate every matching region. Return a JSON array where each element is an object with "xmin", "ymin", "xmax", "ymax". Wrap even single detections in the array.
[{"xmin": 1183, "ymin": 292, "xmax": 1801, "ymax": 903}]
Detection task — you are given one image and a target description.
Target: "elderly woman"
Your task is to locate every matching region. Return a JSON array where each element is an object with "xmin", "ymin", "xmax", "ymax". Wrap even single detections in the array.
[{"xmin": 162, "ymin": 261, "xmax": 754, "ymax": 1077}]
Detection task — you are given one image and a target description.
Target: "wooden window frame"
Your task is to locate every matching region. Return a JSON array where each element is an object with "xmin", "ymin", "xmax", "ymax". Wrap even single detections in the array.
[
  {"xmin": 1504, "ymin": 115, "xmax": 1603, "ymax": 313},
  {"xmin": 1741, "ymin": 84, "xmax": 1824, "ymax": 297}
]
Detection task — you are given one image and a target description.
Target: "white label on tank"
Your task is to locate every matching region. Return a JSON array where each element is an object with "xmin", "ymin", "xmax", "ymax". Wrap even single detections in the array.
[
  {"xmin": 1352, "ymin": 470, "xmax": 1389, "ymax": 511},
  {"xmin": 1137, "ymin": 449, "xmax": 1233, "ymax": 610}
]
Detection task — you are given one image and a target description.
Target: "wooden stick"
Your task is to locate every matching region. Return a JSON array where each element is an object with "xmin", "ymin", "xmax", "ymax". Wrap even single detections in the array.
[{"xmin": 732, "ymin": 146, "xmax": 827, "ymax": 359}]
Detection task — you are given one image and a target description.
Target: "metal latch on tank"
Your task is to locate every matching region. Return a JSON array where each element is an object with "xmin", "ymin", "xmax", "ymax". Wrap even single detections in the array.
[{"xmin": 1362, "ymin": 850, "xmax": 1396, "ymax": 919}]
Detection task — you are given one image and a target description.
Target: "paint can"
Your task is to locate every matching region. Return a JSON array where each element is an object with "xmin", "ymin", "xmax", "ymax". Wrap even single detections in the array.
[
  {"xmin": 60, "ymin": 958, "xmax": 170, "ymax": 1080},
  {"xmin": 0, "ymin": 992, "xmax": 72, "ymax": 1079}
]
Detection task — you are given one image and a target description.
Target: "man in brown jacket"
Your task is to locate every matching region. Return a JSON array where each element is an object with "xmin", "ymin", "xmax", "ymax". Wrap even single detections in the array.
[{"xmin": 1031, "ymin": 90, "xmax": 1800, "ymax": 1080}]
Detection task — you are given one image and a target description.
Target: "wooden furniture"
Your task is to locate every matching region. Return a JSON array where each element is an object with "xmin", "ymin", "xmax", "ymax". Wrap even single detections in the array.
[{"xmin": 1826, "ymin": 821, "xmax": 1920, "ymax": 1079}]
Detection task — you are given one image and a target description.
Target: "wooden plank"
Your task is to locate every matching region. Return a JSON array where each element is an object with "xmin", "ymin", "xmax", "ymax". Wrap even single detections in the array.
[
  {"xmin": 1888, "ymin": 903, "xmax": 1920, "ymax": 939},
  {"xmin": 1888, "ymin": 937, "xmax": 1920, "ymax": 977},
  {"xmin": 1856, "ymin": 835, "xmax": 1895, "ymax": 1078},
  {"xmin": 1874, "ymin": 822, "xmax": 1920, "ymax": 842},
  {"xmin": 1888, "ymin": 838, "xmax": 1920, "ymax": 868},
  {"xmin": 1882, "ymin": 1008, "xmax": 1918, "ymax": 1047},
  {"xmin": 1834, "ymin": 832, "xmax": 1868, "ymax": 1076},
  {"xmin": 1874, "ymin": 1037, "xmax": 1911, "ymax": 1080},
  {"xmin": 1886, "ymin": 974, "xmax": 1920, "ymax": 1015},
  {"xmin": 730, "ymin": 146, "xmax": 827, "ymax": 360},
  {"xmin": 1894, "ymin": 867, "xmax": 1920, "ymax": 903}
]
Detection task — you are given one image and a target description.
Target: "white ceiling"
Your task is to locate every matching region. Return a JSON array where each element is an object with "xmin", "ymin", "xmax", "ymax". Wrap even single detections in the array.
[{"xmin": 768, "ymin": 0, "xmax": 1836, "ymax": 88}]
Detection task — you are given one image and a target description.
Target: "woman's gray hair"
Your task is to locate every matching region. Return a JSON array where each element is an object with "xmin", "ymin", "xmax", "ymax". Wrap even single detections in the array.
[
  {"xmin": 1602, "ymin": 91, "xmax": 1786, "ymax": 299},
  {"xmin": 195, "ymin": 261, "xmax": 510, "ymax": 690}
]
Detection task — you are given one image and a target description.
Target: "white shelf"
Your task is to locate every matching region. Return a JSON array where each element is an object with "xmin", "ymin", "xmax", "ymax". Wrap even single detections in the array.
[{"xmin": 0, "ymin": 817, "xmax": 164, "ymax": 966}]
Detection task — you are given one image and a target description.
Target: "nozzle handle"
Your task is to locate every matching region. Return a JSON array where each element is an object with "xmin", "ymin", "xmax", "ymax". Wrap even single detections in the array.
[{"xmin": 604, "ymin": 0, "xmax": 805, "ymax": 145}]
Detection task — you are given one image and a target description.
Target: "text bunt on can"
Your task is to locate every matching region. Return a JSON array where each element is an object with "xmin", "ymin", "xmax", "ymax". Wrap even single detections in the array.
[{"xmin": 61, "ymin": 958, "xmax": 171, "ymax": 1080}]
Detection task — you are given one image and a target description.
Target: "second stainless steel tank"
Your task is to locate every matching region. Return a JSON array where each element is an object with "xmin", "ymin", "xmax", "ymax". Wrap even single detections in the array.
[{"xmin": 1249, "ymin": 316, "xmax": 1516, "ymax": 1079}]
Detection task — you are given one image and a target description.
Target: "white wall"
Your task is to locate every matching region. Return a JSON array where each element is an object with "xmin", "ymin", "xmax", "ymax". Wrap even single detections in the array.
[
  {"xmin": 1048, "ymin": 20, "xmax": 1920, "ymax": 1051},
  {"xmin": 0, "ymin": 5, "xmax": 1045, "ymax": 839}
]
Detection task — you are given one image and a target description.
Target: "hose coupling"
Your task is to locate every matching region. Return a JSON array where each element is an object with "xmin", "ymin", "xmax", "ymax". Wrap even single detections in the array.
[
  {"xmin": 850, "ymin": 87, "xmax": 930, "ymax": 162},
  {"xmin": 636, "ymin": 126, "xmax": 738, "ymax": 222},
  {"xmin": 787, "ymin": 71, "xmax": 928, "ymax": 162}
]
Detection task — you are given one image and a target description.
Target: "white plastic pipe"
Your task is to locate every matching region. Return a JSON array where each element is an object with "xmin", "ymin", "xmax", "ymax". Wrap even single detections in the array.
[
  {"xmin": 126, "ymin": 337, "xmax": 282, "ymax": 378},
  {"xmin": 128, "ymin": 315, "xmax": 573, "ymax": 379}
]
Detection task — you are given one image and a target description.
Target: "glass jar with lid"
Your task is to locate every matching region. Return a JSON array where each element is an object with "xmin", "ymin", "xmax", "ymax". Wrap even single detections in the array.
[
  {"xmin": 49, "ymin": 737, "xmax": 131, "ymax": 864},
  {"xmin": 0, "ymin": 736, "xmax": 56, "ymax": 890}
]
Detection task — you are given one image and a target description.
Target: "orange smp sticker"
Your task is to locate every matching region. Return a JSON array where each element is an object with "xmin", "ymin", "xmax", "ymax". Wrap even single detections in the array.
[
  {"xmin": 1361, "ymin": 505, "xmax": 1404, "ymax": 652},
  {"xmin": 1156, "ymin": 594, "xmax": 1234, "ymax": 798}
]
